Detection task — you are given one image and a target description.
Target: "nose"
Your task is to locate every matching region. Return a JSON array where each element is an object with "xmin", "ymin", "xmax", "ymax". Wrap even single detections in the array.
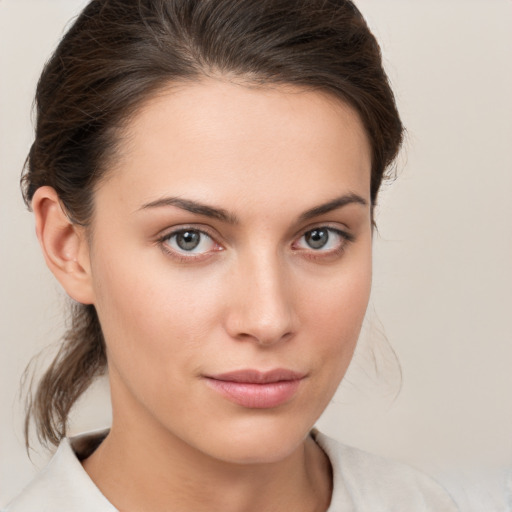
[{"xmin": 224, "ymin": 252, "xmax": 297, "ymax": 346}]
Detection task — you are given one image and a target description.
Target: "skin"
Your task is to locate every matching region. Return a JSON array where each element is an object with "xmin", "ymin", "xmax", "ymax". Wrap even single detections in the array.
[{"xmin": 33, "ymin": 79, "xmax": 373, "ymax": 512}]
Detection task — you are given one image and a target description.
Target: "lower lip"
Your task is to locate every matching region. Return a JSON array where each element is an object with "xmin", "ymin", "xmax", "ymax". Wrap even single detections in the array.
[{"xmin": 205, "ymin": 378, "xmax": 302, "ymax": 408}]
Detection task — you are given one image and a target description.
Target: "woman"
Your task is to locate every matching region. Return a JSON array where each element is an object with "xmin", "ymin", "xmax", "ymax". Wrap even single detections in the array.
[{"xmin": 4, "ymin": 0, "xmax": 458, "ymax": 510}]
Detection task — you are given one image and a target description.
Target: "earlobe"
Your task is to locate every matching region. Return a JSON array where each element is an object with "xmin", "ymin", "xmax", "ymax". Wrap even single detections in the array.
[{"xmin": 32, "ymin": 186, "xmax": 95, "ymax": 305}]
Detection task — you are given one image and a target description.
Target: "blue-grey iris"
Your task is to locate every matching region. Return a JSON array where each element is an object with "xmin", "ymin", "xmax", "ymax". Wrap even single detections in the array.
[
  {"xmin": 305, "ymin": 229, "xmax": 328, "ymax": 249},
  {"xmin": 176, "ymin": 230, "xmax": 201, "ymax": 251}
]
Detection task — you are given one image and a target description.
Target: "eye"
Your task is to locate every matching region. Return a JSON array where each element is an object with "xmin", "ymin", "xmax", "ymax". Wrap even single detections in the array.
[
  {"xmin": 304, "ymin": 228, "xmax": 330, "ymax": 249},
  {"xmin": 163, "ymin": 228, "xmax": 218, "ymax": 255},
  {"xmin": 294, "ymin": 227, "xmax": 352, "ymax": 253}
]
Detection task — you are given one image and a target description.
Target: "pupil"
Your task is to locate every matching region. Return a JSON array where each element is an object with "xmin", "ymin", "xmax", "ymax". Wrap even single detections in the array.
[
  {"xmin": 306, "ymin": 229, "xmax": 328, "ymax": 249},
  {"xmin": 177, "ymin": 231, "xmax": 200, "ymax": 251}
]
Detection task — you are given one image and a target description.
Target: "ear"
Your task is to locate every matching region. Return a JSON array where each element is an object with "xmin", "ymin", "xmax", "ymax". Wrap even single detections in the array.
[{"xmin": 32, "ymin": 186, "xmax": 95, "ymax": 305}]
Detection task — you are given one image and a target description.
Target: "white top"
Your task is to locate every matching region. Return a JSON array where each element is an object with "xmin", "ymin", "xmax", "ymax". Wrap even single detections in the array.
[
  {"xmin": 436, "ymin": 466, "xmax": 511, "ymax": 512},
  {"xmin": 3, "ymin": 430, "xmax": 458, "ymax": 512}
]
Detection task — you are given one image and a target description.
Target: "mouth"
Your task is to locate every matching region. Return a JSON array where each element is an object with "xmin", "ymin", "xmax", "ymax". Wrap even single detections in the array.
[{"xmin": 203, "ymin": 369, "xmax": 306, "ymax": 409}]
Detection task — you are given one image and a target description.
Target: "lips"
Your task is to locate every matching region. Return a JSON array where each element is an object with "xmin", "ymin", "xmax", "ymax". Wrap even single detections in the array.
[{"xmin": 204, "ymin": 369, "xmax": 305, "ymax": 408}]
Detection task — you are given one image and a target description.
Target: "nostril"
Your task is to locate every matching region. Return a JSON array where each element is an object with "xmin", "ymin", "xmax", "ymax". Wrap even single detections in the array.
[
  {"xmin": 223, "ymin": 261, "xmax": 297, "ymax": 345},
  {"xmin": 232, "ymin": 324, "xmax": 295, "ymax": 346}
]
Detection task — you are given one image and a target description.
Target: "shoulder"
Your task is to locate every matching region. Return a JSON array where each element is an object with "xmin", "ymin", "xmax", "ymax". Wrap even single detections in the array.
[
  {"xmin": 312, "ymin": 430, "xmax": 459, "ymax": 512},
  {"xmin": 3, "ymin": 432, "xmax": 115, "ymax": 512},
  {"xmin": 436, "ymin": 466, "xmax": 512, "ymax": 512}
]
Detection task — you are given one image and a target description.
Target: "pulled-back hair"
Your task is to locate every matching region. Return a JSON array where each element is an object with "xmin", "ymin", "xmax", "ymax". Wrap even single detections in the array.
[{"xmin": 22, "ymin": 0, "xmax": 403, "ymax": 448}]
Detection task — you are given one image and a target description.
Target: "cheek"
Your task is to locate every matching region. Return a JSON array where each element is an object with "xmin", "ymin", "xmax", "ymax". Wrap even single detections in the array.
[
  {"xmin": 91, "ymin": 264, "xmax": 213, "ymax": 428},
  {"xmin": 302, "ymin": 245, "xmax": 372, "ymax": 374},
  {"xmin": 93, "ymin": 257, "xmax": 217, "ymax": 356},
  {"xmin": 89, "ymin": 240, "xmax": 237, "ymax": 408},
  {"xmin": 308, "ymin": 243, "xmax": 371, "ymax": 329}
]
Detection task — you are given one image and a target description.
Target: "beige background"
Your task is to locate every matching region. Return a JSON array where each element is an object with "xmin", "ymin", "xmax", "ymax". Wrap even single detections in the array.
[{"xmin": 1, "ymin": 0, "xmax": 511, "ymax": 506}]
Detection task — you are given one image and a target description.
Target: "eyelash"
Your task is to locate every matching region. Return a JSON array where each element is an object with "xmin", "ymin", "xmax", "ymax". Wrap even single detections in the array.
[
  {"xmin": 292, "ymin": 226, "xmax": 354, "ymax": 261},
  {"xmin": 157, "ymin": 226, "xmax": 222, "ymax": 263},
  {"xmin": 157, "ymin": 225, "xmax": 354, "ymax": 262}
]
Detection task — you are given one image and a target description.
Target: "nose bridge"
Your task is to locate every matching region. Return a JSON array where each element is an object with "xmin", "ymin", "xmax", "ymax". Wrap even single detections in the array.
[{"xmin": 226, "ymin": 246, "xmax": 296, "ymax": 345}]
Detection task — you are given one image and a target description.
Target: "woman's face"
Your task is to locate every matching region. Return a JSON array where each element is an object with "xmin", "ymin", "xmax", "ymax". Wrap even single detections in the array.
[{"xmin": 86, "ymin": 79, "xmax": 372, "ymax": 464}]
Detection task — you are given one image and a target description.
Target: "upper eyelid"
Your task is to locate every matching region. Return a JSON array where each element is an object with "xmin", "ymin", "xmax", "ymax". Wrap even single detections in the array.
[
  {"xmin": 157, "ymin": 227, "xmax": 220, "ymax": 260},
  {"xmin": 294, "ymin": 226, "xmax": 352, "ymax": 245},
  {"xmin": 158, "ymin": 224, "xmax": 219, "ymax": 242},
  {"xmin": 294, "ymin": 223, "xmax": 353, "ymax": 242},
  {"xmin": 156, "ymin": 227, "xmax": 220, "ymax": 256},
  {"xmin": 157, "ymin": 223, "xmax": 353, "ymax": 246}
]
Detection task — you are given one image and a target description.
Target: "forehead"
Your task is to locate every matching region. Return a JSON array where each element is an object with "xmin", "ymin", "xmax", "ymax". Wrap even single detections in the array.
[{"xmin": 96, "ymin": 79, "xmax": 372, "ymax": 217}]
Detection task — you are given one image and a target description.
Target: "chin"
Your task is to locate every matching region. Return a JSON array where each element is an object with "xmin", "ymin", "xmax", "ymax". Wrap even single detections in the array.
[
  {"xmin": 210, "ymin": 438, "xmax": 305, "ymax": 466},
  {"xmin": 189, "ymin": 414, "xmax": 314, "ymax": 465}
]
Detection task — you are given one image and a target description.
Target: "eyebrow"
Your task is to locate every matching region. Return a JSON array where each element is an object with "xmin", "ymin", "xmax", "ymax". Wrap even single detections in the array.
[
  {"xmin": 298, "ymin": 193, "xmax": 368, "ymax": 222},
  {"xmin": 140, "ymin": 197, "xmax": 239, "ymax": 224},
  {"xmin": 139, "ymin": 192, "xmax": 367, "ymax": 224}
]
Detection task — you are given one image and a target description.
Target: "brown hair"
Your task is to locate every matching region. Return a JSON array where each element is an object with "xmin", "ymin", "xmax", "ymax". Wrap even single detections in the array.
[{"xmin": 22, "ymin": 0, "xmax": 403, "ymax": 448}]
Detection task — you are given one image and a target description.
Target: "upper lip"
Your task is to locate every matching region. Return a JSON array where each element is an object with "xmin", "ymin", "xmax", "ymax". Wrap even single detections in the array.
[{"xmin": 206, "ymin": 369, "xmax": 306, "ymax": 384}]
